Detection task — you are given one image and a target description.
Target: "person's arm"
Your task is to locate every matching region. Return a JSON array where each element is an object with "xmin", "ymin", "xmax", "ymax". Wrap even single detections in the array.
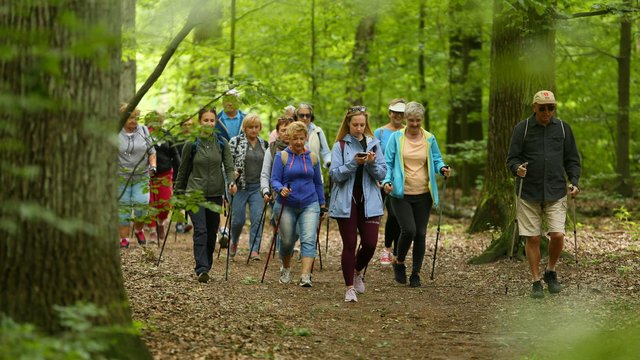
[
  {"xmin": 364, "ymin": 142, "xmax": 387, "ymax": 182},
  {"xmin": 174, "ymin": 143, "xmax": 192, "ymax": 193},
  {"xmin": 382, "ymin": 134, "xmax": 397, "ymax": 186},
  {"xmin": 429, "ymin": 136, "xmax": 447, "ymax": 176},
  {"xmin": 317, "ymin": 128, "xmax": 332, "ymax": 167},
  {"xmin": 221, "ymin": 139, "xmax": 236, "ymax": 190},
  {"xmin": 329, "ymin": 142, "xmax": 358, "ymax": 184},
  {"xmin": 313, "ymin": 159, "xmax": 326, "ymax": 206},
  {"xmin": 270, "ymin": 152, "xmax": 285, "ymax": 194},
  {"xmin": 506, "ymin": 121, "xmax": 526, "ymax": 176},
  {"xmin": 260, "ymin": 151, "xmax": 274, "ymax": 199},
  {"xmin": 170, "ymin": 144, "xmax": 181, "ymax": 180}
]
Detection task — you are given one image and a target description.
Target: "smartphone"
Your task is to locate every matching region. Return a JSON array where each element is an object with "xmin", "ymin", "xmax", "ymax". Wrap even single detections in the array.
[{"xmin": 355, "ymin": 152, "xmax": 368, "ymax": 158}]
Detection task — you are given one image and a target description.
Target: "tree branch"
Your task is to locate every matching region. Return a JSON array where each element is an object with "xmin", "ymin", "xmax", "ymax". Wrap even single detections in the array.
[
  {"xmin": 236, "ymin": 0, "xmax": 279, "ymax": 22},
  {"xmin": 119, "ymin": 0, "xmax": 208, "ymax": 129}
]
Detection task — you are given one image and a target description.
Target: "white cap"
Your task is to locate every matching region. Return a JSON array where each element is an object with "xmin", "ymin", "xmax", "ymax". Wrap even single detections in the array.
[
  {"xmin": 532, "ymin": 90, "xmax": 556, "ymax": 105},
  {"xmin": 388, "ymin": 102, "xmax": 406, "ymax": 112}
]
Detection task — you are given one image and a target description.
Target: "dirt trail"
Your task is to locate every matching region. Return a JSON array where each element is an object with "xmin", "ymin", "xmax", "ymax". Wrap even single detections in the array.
[{"xmin": 123, "ymin": 217, "xmax": 639, "ymax": 359}]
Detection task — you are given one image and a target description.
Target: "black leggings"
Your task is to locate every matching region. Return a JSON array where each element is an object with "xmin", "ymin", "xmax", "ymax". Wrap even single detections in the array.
[
  {"xmin": 389, "ymin": 193, "xmax": 433, "ymax": 274},
  {"xmin": 381, "ymin": 189, "xmax": 400, "ymax": 255}
]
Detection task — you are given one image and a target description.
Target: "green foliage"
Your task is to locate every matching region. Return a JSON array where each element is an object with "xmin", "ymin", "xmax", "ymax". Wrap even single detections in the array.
[
  {"xmin": 0, "ymin": 303, "xmax": 142, "ymax": 360},
  {"xmin": 614, "ymin": 206, "xmax": 640, "ymax": 240}
]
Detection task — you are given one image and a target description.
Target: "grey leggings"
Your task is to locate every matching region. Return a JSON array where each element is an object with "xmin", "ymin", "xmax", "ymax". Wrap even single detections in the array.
[{"xmin": 389, "ymin": 193, "xmax": 433, "ymax": 274}]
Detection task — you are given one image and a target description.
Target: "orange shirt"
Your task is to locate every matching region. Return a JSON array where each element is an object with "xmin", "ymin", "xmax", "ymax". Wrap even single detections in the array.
[{"xmin": 403, "ymin": 138, "xmax": 429, "ymax": 195}]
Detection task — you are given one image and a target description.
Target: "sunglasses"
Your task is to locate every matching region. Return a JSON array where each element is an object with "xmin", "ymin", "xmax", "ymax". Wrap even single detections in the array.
[
  {"xmin": 286, "ymin": 117, "xmax": 295, "ymax": 121},
  {"xmin": 347, "ymin": 105, "xmax": 366, "ymax": 114},
  {"xmin": 537, "ymin": 105, "xmax": 555, "ymax": 112},
  {"xmin": 297, "ymin": 113, "xmax": 312, "ymax": 119}
]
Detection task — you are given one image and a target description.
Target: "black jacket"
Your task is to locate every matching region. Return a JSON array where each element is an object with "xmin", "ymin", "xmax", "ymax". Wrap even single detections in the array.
[{"xmin": 506, "ymin": 114, "xmax": 581, "ymax": 202}]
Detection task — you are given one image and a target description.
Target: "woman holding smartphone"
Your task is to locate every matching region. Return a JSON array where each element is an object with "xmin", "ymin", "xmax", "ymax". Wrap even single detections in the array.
[{"xmin": 329, "ymin": 106, "xmax": 386, "ymax": 302}]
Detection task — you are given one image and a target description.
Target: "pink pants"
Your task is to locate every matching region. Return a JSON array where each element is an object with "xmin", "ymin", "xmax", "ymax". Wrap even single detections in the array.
[{"xmin": 149, "ymin": 169, "xmax": 173, "ymax": 227}]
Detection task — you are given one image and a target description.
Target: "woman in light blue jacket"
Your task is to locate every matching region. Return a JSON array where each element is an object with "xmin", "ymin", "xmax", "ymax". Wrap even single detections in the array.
[
  {"xmin": 329, "ymin": 106, "xmax": 386, "ymax": 302},
  {"xmin": 382, "ymin": 102, "xmax": 451, "ymax": 288}
]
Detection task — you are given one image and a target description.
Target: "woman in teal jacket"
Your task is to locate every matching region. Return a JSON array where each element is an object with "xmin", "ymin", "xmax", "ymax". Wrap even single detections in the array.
[
  {"xmin": 382, "ymin": 102, "xmax": 451, "ymax": 288},
  {"xmin": 329, "ymin": 106, "xmax": 386, "ymax": 302}
]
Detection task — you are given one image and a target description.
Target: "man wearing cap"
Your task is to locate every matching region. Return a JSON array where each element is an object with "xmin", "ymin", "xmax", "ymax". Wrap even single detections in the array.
[
  {"xmin": 216, "ymin": 89, "xmax": 246, "ymax": 140},
  {"xmin": 374, "ymin": 98, "xmax": 406, "ymax": 266},
  {"xmin": 506, "ymin": 90, "xmax": 581, "ymax": 298}
]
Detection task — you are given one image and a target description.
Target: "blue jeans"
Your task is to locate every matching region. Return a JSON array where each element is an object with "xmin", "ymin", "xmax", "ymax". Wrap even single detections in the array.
[
  {"xmin": 188, "ymin": 196, "xmax": 222, "ymax": 275},
  {"xmin": 118, "ymin": 177, "xmax": 150, "ymax": 225},
  {"xmin": 230, "ymin": 183, "xmax": 265, "ymax": 253},
  {"xmin": 278, "ymin": 200, "xmax": 320, "ymax": 258}
]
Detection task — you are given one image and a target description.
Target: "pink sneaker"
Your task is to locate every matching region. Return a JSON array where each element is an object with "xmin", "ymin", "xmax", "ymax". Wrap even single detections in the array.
[
  {"xmin": 120, "ymin": 238, "xmax": 130, "ymax": 248},
  {"xmin": 380, "ymin": 250, "xmax": 392, "ymax": 265},
  {"xmin": 134, "ymin": 230, "xmax": 146, "ymax": 246}
]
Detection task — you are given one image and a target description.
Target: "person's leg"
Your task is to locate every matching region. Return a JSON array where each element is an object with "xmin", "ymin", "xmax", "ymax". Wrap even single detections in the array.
[
  {"xmin": 384, "ymin": 199, "xmax": 400, "ymax": 256},
  {"xmin": 205, "ymin": 196, "xmax": 222, "ymax": 271},
  {"xmin": 389, "ymin": 197, "xmax": 416, "ymax": 264},
  {"xmin": 408, "ymin": 193, "xmax": 432, "ymax": 276},
  {"xmin": 189, "ymin": 206, "xmax": 209, "ymax": 276},
  {"xmin": 337, "ymin": 215, "xmax": 358, "ymax": 287},
  {"xmin": 246, "ymin": 184, "xmax": 265, "ymax": 255},
  {"xmin": 545, "ymin": 196, "xmax": 568, "ymax": 271},
  {"xmin": 297, "ymin": 202, "xmax": 320, "ymax": 281},
  {"xmin": 156, "ymin": 171, "xmax": 173, "ymax": 239},
  {"xmin": 355, "ymin": 214, "xmax": 380, "ymax": 274},
  {"xmin": 118, "ymin": 180, "xmax": 133, "ymax": 245},
  {"xmin": 278, "ymin": 203, "xmax": 297, "ymax": 274},
  {"xmin": 132, "ymin": 180, "xmax": 150, "ymax": 244},
  {"xmin": 230, "ymin": 188, "xmax": 249, "ymax": 249},
  {"xmin": 518, "ymin": 198, "xmax": 543, "ymax": 282}
]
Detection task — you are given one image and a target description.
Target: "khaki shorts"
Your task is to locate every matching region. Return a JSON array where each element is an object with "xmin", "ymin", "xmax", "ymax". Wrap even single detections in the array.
[{"xmin": 517, "ymin": 196, "xmax": 567, "ymax": 236}]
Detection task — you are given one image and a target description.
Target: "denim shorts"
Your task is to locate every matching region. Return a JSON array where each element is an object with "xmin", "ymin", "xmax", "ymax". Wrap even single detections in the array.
[{"xmin": 118, "ymin": 177, "xmax": 150, "ymax": 225}]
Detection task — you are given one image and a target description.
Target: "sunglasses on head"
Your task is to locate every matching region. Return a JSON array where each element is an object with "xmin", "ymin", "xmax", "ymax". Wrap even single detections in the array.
[
  {"xmin": 537, "ymin": 104, "xmax": 555, "ymax": 112},
  {"xmin": 347, "ymin": 105, "xmax": 366, "ymax": 114},
  {"xmin": 297, "ymin": 113, "xmax": 311, "ymax": 119}
]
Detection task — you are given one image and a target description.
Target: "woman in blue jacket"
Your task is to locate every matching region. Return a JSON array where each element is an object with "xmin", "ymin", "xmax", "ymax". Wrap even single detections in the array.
[
  {"xmin": 329, "ymin": 106, "xmax": 386, "ymax": 302},
  {"xmin": 382, "ymin": 102, "xmax": 451, "ymax": 288},
  {"xmin": 271, "ymin": 121, "xmax": 326, "ymax": 287}
]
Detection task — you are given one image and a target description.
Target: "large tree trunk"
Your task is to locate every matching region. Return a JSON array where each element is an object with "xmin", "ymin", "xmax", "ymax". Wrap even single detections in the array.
[
  {"xmin": 469, "ymin": 0, "xmax": 556, "ymax": 264},
  {"xmin": 615, "ymin": 0, "xmax": 633, "ymax": 197},
  {"xmin": 120, "ymin": 0, "xmax": 136, "ymax": 102},
  {"xmin": 446, "ymin": 0, "xmax": 483, "ymax": 197},
  {"xmin": 346, "ymin": 15, "xmax": 377, "ymax": 105},
  {"xmin": 0, "ymin": 1, "xmax": 149, "ymax": 357}
]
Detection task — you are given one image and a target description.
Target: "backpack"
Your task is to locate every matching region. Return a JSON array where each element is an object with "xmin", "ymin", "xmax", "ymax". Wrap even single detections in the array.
[
  {"xmin": 280, "ymin": 150, "xmax": 318, "ymax": 167},
  {"xmin": 523, "ymin": 117, "xmax": 565, "ymax": 141}
]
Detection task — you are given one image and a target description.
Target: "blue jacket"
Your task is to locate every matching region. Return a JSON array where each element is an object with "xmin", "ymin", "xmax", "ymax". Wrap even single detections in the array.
[
  {"xmin": 382, "ymin": 128, "xmax": 447, "ymax": 207},
  {"xmin": 271, "ymin": 147, "xmax": 326, "ymax": 209},
  {"xmin": 329, "ymin": 134, "xmax": 386, "ymax": 218}
]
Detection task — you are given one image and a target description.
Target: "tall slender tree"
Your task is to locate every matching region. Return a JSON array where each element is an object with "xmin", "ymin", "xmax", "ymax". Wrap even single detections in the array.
[
  {"xmin": 615, "ymin": 0, "xmax": 633, "ymax": 197},
  {"xmin": 346, "ymin": 14, "xmax": 377, "ymax": 105},
  {"xmin": 121, "ymin": 0, "xmax": 137, "ymax": 102},
  {"xmin": 0, "ymin": 1, "xmax": 150, "ymax": 356}
]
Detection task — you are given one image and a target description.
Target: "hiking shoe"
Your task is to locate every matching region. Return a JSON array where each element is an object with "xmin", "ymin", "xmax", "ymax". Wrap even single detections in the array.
[
  {"xmin": 120, "ymin": 238, "xmax": 130, "ymax": 249},
  {"xmin": 353, "ymin": 274, "xmax": 365, "ymax": 294},
  {"xmin": 148, "ymin": 230, "xmax": 158, "ymax": 243},
  {"xmin": 250, "ymin": 251, "xmax": 261, "ymax": 261},
  {"xmin": 230, "ymin": 242, "xmax": 238, "ymax": 257},
  {"xmin": 299, "ymin": 273, "xmax": 312, "ymax": 287},
  {"xmin": 393, "ymin": 263, "xmax": 407, "ymax": 284},
  {"xmin": 380, "ymin": 250, "xmax": 392, "ymax": 265},
  {"xmin": 176, "ymin": 223, "xmax": 185, "ymax": 234},
  {"xmin": 197, "ymin": 272, "xmax": 209, "ymax": 283},
  {"xmin": 218, "ymin": 228, "xmax": 229, "ymax": 249},
  {"xmin": 531, "ymin": 280, "xmax": 544, "ymax": 299},
  {"xmin": 543, "ymin": 269, "xmax": 562, "ymax": 294},
  {"xmin": 134, "ymin": 231, "xmax": 146, "ymax": 246},
  {"xmin": 184, "ymin": 224, "xmax": 193, "ymax": 233},
  {"xmin": 279, "ymin": 267, "xmax": 292, "ymax": 284},
  {"xmin": 344, "ymin": 287, "xmax": 358, "ymax": 302},
  {"xmin": 409, "ymin": 273, "xmax": 421, "ymax": 288}
]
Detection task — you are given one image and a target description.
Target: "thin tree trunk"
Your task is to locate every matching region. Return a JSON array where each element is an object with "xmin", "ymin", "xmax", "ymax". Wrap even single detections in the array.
[
  {"xmin": 346, "ymin": 15, "xmax": 377, "ymax": 106},
  {"xmin": 229, "ymin": 0, "xmax": 237, "ymax": 79},
  {"xmin": 418, "ymin": 0, "xmax": 430, "ymax": 130},
  {"xmin": 120, "ymin": 0, "xmax": 136, "ymax": 102},
  {"xmin": 311, "ymin": 0, "xmax": 317, "ymax": 104},
  {"xmin": 0, "ymin": 1, "xmax": 150, "ymax": 356},
  {"xmin": 186, "ymin": 0, "xmax": 223, "ymax": 97},
  {"xmin": 616, "ymin": 0, "xmax": 633, "ymax": 197}
]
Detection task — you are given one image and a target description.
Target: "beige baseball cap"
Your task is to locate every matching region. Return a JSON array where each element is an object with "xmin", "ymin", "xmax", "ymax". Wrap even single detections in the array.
[
  {"xmin": 532, "ymin": 90, "xmax": 556, "ymax": 105},
  {"xmin": 388, "ymin": 102, "xmax": 406, "ymax": 112}
]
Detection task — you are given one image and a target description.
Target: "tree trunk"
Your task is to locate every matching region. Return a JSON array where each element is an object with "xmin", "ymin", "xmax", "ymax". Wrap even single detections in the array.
[
  {"xmin": 418, "ymin": 0, "xmax": 430, "ymax": 130},
  {"xmin": 311, "ymin": 0, "xmax": 318, "ymax": 105},
  {"xmin": 120, "ymin": 0, "xmax": 136, "ymax": 102},
  {"xmin": 229, "ymin": 0, "xmax": 237, "ymax": 79},
  {"xmin": 186, "ymin": 0, "xmax": 223, "ymax": 97},
  {"xmin": 0, "ymin": 1, "xmax": 150, "ymax": 357},
  {"xmin": 469, "ymin": 0, "xmax": 556, "ymax": 263},
  {"xmin": 346, "ymin": 15, "xmax": 377, "ymax": 106},
  {"xmin": 446, "ymin": 0, "xmax": 483, "ymax": 197},
  {"xmin": 616, "ymin": 0, "xmax": 633, "ymax": 197}
]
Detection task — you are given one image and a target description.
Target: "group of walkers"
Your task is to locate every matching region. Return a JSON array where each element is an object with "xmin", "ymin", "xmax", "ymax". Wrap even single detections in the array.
[{"xmin": 117, "ymin": 88, "xmax": 581, "ymax": 301}]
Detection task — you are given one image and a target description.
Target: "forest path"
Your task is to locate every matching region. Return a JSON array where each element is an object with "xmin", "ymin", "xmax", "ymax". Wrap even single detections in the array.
[{"xmin": 123, "ymin": 216, "xmax": 640, "ymax": 359}]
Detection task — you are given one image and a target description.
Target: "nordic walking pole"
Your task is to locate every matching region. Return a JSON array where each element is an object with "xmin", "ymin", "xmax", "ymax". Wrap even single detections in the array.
[
  {"xmin": 246, "ymin": 204, "xmax": 268, "ymax": 264},
  {"xmin": 311, "ymin": 210, "xmax": 326, "ymax": 273},
  {"xmin": 570, "ymin": 186, "xmax": 579, "ymax": 291},
  {"xmin": 224, "ymin": 171, "xmax": 242, "ymax": 281},
  {"xmin": 325, "ymin": 178, "xmax": 331, "ymax": 253},
  {"xmin": 156, "ymin": 215, "xmax": 174, "ymax": 267},
  {"xmin": 430, "ymin": 176, "xmax": 447, "ymax": 280},
  {"xmin": 506, "ymin": 162, "xmax": 527, "ymax": 295},
  {"xmin": 217, "ymin": 197, "xmax": 230, "ymax": 259},
  {"xmin": 261, "ymin": 185, "xmax": 289, "ymax": 283}
]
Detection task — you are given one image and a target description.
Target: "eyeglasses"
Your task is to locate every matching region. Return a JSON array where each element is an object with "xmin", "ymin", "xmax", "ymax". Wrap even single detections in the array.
[
  {"xmin": 347, "ymin": 106, "xmax": 366, "ymax": 114},
  {"xmin": 286, "ymin": 117, "xmax": 294, "ymax": 121},
  {"xmin": 297, "ymin": 113, "xmax": 312, "ymax": 119},
  {"xmin": 537, "ymin": 105, "xmax": 555, "ymax": 112}
]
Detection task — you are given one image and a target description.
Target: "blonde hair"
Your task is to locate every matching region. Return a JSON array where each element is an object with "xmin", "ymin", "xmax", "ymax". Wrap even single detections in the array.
[
  {"xmin": 119, "ymin": 102, "xmax": 140, "ymax": 117},
  {"xmin": 335, "ymin": 107, "xmax": 373, "ymax": 142},
  {"xmin": 287, "ymin": 121, "xmax": 308, "ymax": 139},
  {"xmin": 242, "ymin": 113, "xmax": 262, "ymax": 132}
]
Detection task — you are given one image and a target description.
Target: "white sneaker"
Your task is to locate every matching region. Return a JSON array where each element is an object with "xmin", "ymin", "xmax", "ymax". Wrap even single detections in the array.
[
  {"xmin": 279, "ymin": 267, "xmax": 292, "ymax": 284},
  {"xmin": 299, "ymin": 273, "xmax": 312, "ymax": 287},
  {"xmin": 344, "ymin": 287, "xmax": 358, "ymax": 302},
  {"xmin": 353, "ymin": 274, "xmax": 365, "ymax": 294},
  {"xmin": 380, "ymin": 250, "xmax": 392, "ymax": 265}
]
